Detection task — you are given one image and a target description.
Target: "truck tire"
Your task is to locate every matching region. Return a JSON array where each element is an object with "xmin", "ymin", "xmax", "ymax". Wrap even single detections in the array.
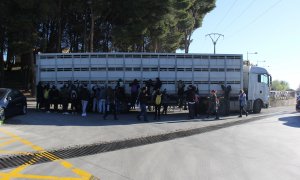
[{"xmin": 253, "ymin": 100, "xmax": 262, "ymax": 113}]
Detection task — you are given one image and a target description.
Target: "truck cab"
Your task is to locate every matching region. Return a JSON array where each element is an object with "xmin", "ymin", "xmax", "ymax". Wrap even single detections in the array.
[{"xmin": 243, "ymin": 65, "xmax": 271, "ymax": 113}]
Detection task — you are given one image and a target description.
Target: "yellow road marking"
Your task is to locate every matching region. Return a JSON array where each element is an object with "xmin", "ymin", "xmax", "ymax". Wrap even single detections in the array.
[
  {"xmin": 0, "ymin": 172, "xmax": 84, "ymax": 180},
  {"xmin": 0, "ymin": 128, "xmax": 99, "ymax": 180},
  {"xmin": 0, "ymin": 139, "xmax": 18, "ymax": 148}
]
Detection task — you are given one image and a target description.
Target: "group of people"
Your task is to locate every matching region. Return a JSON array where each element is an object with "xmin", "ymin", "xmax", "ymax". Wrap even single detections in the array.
[
  {"xmin": 36, "ymin": 80, "xmax": 125, "ymax": 118},
  {"xmin": 36, "ymin": 78, "xmax": 249, "ymax": 121},
  {"xmin": 184, "ymin": 84, "xmax": 248, "ymax": 120}
]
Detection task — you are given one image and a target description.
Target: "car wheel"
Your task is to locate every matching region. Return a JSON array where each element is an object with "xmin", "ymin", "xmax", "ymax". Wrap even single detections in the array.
[{"xmin": 21, "ymin": 104, "xmax": 27, "ymax": 115}]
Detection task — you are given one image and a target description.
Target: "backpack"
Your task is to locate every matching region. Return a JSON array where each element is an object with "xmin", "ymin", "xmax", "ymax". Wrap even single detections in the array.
[
  {"xmin": 155, "ymin": 94, "xmax": 162, "ymax": 105},
  {"xmin": 71, "ymin": 90, "xmax": 77, "ymax": 100},
  {"xmin": 44, "ymin": 89, "xmax": 50, "ymax": 99},
  {"xmin": 131, "ymin": 84, "xmax": 138, "ymax": 93}
]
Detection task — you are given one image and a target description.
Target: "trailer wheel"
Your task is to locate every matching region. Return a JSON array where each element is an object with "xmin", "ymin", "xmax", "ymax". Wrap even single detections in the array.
[{"xmin": 253, "ymin": 100, "xmax": 262, "ymax": 113}]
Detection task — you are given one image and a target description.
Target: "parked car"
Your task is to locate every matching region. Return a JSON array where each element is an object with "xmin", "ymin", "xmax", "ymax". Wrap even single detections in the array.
[
  {"xmin": 0, "ymin": 88, "xmax": 27, "ymax": 121},
  {"xmin": 296, "ymin": 97, "xmax": 300, "ymax": 112}
]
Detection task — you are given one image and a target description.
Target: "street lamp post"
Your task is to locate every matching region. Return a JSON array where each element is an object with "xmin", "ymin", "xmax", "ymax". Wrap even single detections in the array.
[{"xmin": 247, "ymin": 51, "xmax": 258, "ymax": 61}]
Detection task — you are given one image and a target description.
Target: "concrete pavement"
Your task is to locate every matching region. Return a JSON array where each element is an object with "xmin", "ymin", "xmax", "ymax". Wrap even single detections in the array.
[{"xmin": 0, "ymin": 103, "xmax": 295, "ymax": 155}]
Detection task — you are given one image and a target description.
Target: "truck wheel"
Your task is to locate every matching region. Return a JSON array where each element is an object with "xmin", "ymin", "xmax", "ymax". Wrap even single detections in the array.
[{"xmin": 253, "ymin": 100, "xmax": 262, "ymax": 113}]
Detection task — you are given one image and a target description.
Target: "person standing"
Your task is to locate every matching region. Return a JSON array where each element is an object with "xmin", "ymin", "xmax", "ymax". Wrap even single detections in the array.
[
  {"xmin": 103, "ymin": 87, "xmax": 118, "ymax": 120},
  {"xmin": 238, "ymin": 89, "xmax": 248, "ymax": 117},
  {"xmin": 43, "ymin": 84, "xmax": 51, "ymax": 113},
  {"xmin": 98, "ymin": 86, "xmax": 107, "ymax": 114},
  {"xmin": 207, "ymin": 90, "xmax": 220, "ymax": 120},
  {"xmin": 153, "ymin": 77, "xmax": 162, "ymax": 91},
  {"xmin": 130, "ymin": 79, "xmax": 140, "ymax": 109},
  {"xmin": 186, "ymin": 85, "xmax": 196, "ymax": 119},
  {"xmin": 80, "ymin": 84, "xmax": 90, "ymax": 117},
  {"xmin": 51, "ymin": 85, "xmax": 60, "ymax": 112},
  {"xmin": 153, "ymin": 88, "xmax": 162, "ymax": 120},
  {"xmin": 91, "ymin": 85, "xmax": 98, "ymax": 112},
  {"xmin": 137, "ymin": 87, "xmax": 148, "ymax": 122},
  {"xmin": 60, "ymin": 84, "xmax": 70, "ymax": 114},
  {"xmin": 70, "ymin": 87, "xmax": 78, "ymax": 114},
  {"xmin": 36, "ymin": 82, "xmax": 44, "ymax": 110},
  {"xmin": 161, "ymin": 89, "xmax": 168, "ymax": 115}
]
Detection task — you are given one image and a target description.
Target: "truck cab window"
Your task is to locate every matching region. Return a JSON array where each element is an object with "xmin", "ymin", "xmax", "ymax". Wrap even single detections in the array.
[{"xmin": 258, "ymin": 74, "xmax": 269, "ymax": 84}]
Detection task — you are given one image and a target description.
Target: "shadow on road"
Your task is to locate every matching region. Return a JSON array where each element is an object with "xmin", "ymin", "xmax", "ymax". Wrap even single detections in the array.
[
  {"xmin": 278, "ymin": 115, "xmax": 300, "ymax": 128},
  {"xmin": 3, "ymin": 109, "xmax": 235, "ymax": 127}
]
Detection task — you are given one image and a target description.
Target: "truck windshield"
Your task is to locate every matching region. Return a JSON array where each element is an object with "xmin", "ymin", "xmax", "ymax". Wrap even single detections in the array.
[{"xmin": 258, "ymin": 74, "xmax": 269, "ymax": 85}]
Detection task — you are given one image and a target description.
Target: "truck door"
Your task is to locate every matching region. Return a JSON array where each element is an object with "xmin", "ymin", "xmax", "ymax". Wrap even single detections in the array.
[{"xmin": 257, "ymin": 74, "xmax": 270, "ymax": 106}]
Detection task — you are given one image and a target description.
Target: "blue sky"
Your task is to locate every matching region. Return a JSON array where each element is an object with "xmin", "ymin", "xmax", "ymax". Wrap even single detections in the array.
[{"xmin": 179, "ymin": 0, "xmax": 299, "ymax": 90}]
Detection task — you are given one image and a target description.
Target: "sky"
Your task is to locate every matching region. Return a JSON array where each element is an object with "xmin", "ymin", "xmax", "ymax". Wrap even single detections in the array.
[{"xmin": 178, "ymin": 0, "xmax": 300, "ymax": 90}]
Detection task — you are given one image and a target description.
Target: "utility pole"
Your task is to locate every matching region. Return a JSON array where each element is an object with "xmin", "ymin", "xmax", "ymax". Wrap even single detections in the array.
[{"xmin": 206, "ymin": 33, "xmax": 224, "ymax": 54}]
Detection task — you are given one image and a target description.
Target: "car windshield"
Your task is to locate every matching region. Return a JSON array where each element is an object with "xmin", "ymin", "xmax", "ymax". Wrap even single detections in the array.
[{"xmin": 0, "ymin": 89, "xmax": 8, "ymax": 99}]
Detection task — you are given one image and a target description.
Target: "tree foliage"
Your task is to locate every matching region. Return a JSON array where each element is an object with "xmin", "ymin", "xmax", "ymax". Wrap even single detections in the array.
[
  {"xmin": 0, "ymin": 0, "xmax": 216, "ymax": 88},
  {"xmin": 271, "ymin": 80, "xmax": 290, "ymax": 91},
  {"xmin": 0, "ymin": 0, "xmax": 215, "ymax": 55}
]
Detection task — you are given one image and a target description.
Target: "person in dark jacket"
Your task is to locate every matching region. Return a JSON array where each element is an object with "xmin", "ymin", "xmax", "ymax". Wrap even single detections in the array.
[
  {"xmin": 206, "ymin": 90, "xmax": 220, "ymax": 120},
  {"xmin": 103, "ymin": 86, "xmax": 118, "ymax": 120},
  {"xmin": 43, "ymin": 84, "xmax": 51, "ymax": 113},
  {"xmin": 153, "ymin": 77, "xmax": 162, "ymax": 91},
  {"xmin": 153, "ymin": 88, "xmax": 162, "ymax": 120},
  {"xmin": 60, "ymin": 84, "xmax": 70, "ymax": 114},
  {"xmin": 186, "ymin": 85, "xmax": 196, "ymax": 119},
  {"xmin": 70, "ymin": 87, "xmax": 78, "ymax": 114},
  {"xmin": 161, "ymin": 89, "xmax": 168, "ymax": 115},
  {"xmin": 50, "ymin": 85, "xmax": 60, "ymax": 112},
  {"xmin": 36, "ymin": 81, "xmax": 44, "ymax": 110},
  {"xmin": 130, "ymin": 79, "xmax": 140, "ymax": 109},
  {"xmin": 80, "ymin": 84, "xmax": 90, "ymax": 117},
  {"xmin": 137, "ymin": 87, "xmax": 148, "ymax": 122}
]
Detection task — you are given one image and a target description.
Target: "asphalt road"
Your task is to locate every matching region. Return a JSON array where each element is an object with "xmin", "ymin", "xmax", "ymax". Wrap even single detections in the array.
[
  {"xmin": 0, "ymin": 106, "xmax": 299, "ymax": 179},
  {"xmin": 67, "ymin": 112, "xmax": 300, "ymax": 180}
]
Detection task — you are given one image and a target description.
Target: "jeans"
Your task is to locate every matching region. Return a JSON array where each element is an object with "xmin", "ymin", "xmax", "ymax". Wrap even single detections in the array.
[
  {"xmin": 92, "ymin": 98, "xmax": 98, "ymax": 112},
  {"xmin": 239, "ymin": 105, "xmax": 247, "ymax": 116},
  {"xmin": 188, "ymin": 102, "xmax": 195, "ymax": 119},
  {"xmin": 98, "ymin": 99, "xmax": 106, "ymax": 113},
  {"xmin": 154, "ymin": 105, "xmax": 161, "ymax": 119},
  {"xmin": 138, "ymin": 103, "xmax": 147, "ymax": 121},
  {"xmin": 81, "ymin": 100, "xmax": 88, "ymax": 115}
]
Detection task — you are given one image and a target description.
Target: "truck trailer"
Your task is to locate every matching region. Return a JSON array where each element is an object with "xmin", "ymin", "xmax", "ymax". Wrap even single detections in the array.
[{"xmin": 36, "ymin": 52, "xmax": 271, "ymax": 113}]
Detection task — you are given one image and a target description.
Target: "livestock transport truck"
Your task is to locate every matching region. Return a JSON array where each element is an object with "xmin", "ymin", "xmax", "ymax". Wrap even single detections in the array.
[{"xmin": 36, "ymin": 52, "xmax": 271, "ymax": 113}]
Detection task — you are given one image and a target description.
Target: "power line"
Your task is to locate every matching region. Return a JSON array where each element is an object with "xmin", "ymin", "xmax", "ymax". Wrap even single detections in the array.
[
  {"xmin": 213, "ymin": 0, "xmax": 238, "ymax": 32},
  {"xmin": 222, "ymin": 0, "xmax": 258, "ymax": 33},
  {"xmin": 228, "ymin": 0, "xmax": 283, "ymax": 38}
]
